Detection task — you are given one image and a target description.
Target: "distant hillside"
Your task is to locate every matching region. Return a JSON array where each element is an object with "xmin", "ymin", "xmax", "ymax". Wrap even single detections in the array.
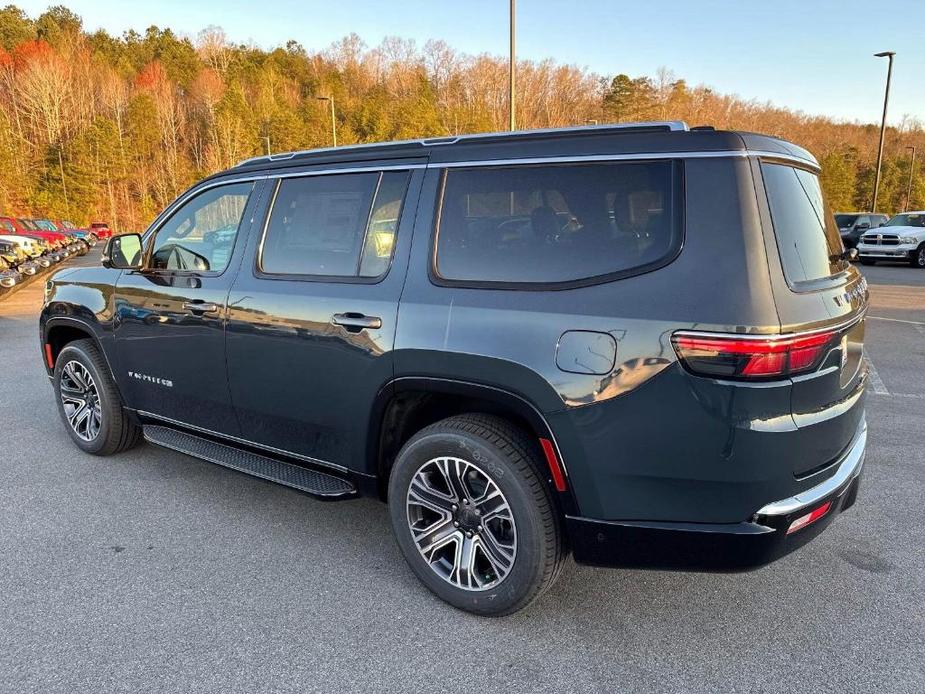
[{"xmin": 0, "ymin": 5, "xmax": 920, "ymax": 228}]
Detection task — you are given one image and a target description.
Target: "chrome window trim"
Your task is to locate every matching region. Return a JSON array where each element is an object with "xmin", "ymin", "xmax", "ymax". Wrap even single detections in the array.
[
  {"xmin": 673, "ymin": 310, "xmax": 866, "ymax": 342},
  {"xmin": 274, "ymin": 163, "xmax": 426, "ymax": 177},
  {"xmin": 429, "ymin": 150, "xmax": 819, "ymax": 171}
]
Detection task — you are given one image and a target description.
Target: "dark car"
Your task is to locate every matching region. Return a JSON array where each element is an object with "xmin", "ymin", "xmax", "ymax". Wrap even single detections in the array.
[
  {"xmin": 835, "ymin": 212, "xmax": 888, "ymax": 249},
  {"xmin": 40, "ymin": 122, "xmax": 868, "ymax": 616}
]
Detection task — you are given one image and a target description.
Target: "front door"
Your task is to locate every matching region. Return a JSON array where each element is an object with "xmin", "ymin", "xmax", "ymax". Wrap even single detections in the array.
[
  {"xmin": 225, "ymin": 165, "xmax": 423, "ymax": 469},
  {"xmin": 113, "ymin": 179, "xmax": 263, "ymax": 435}
]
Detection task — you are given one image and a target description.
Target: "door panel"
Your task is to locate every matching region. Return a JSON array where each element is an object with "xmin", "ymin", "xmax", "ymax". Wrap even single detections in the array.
[
  {"xmin": 113, "ymin": 179, "xmax": 265, "ymax": 435},
  {"xmin": 226, "ymin": 166, "xmax": 424, "ymax": 469}
]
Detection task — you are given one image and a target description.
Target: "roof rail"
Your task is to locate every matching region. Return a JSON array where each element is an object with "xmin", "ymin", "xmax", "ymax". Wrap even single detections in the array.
[{"xmin": 234, "ymin": 121, "xmax": 691, "ymax": 168}]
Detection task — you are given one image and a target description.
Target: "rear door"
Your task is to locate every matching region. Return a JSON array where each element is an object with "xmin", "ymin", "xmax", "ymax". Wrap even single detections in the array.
[
  {"xmin": 225, "ymin": 162, "xmax": 424, "ymax": 469},
  {"xmin": 755, "ymin": 159, "xmax": 867, "ymax": 477}
]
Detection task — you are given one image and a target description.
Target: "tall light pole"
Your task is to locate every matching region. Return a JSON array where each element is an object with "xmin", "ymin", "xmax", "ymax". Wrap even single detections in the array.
[
  {"xmin": 509, "ymin": 0, "xmax": 516, "ymax": 131},
  {"xmin": 905, "ymin": 145, "xmax": 917, "ymax": 212},
  {"xmin": 871, "ymin": 51, "xmax": 895, "ymax": 213},
  {"xmin": 315, "ymin": 96, "xmax": 337, "ymax": 147}
]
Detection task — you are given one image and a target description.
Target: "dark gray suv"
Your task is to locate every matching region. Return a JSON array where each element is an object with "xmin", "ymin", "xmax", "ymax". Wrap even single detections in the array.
[{"xmin": 41, "ymin": 122, "xmax": 868, "ymax": 615}]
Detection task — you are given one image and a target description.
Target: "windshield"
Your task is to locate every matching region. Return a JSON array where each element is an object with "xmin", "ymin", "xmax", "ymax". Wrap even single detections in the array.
[
  {"xmin": 35, "ymin": 220, "xmax": 56, "ymax": 231},
  {"xmin": 884, "ymin": 213, "xmax": 925, "ymax": 228},
  {"xmin": 834, "ymin": 214, "xmax": 859, "ymax": 227}
]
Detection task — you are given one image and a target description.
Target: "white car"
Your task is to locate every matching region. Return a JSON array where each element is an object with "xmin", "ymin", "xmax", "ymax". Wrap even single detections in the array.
[
  {"xmin": 0, "ymin": 233, "xmax": 45, "ymax": 259},
  {"xmin": 857, "ymin": 211, "xmax": 925, "ymax": 268}
]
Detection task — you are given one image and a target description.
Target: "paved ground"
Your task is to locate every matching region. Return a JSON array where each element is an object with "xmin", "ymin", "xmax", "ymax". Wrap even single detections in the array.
[{"xmin": 1, "ymin": 252, "xmax": 923, "ymax": 694}]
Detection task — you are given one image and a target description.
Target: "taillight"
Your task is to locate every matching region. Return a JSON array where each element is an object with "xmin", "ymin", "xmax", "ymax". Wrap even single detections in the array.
[{"xmin": 671, "ymin": 329, "xmax": 839, "ymax": 380}]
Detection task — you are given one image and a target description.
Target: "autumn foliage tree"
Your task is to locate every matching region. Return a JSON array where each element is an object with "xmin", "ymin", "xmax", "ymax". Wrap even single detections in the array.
[{"xmin": 0, "ymin": 4, "xmax": 922, "ymax": 229}]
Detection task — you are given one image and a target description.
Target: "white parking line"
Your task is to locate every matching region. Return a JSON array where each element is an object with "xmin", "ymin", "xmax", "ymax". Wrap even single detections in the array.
[
  {"xmin": 864, "ymin": 350, "xmax": 890, "ymax": 396},
  {"xmin": 867, "ymin": 315, "xmax": 925, "ymax": 327}
]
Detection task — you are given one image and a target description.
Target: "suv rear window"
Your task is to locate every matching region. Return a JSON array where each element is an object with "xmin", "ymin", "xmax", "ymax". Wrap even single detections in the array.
[
  {"xmin": 762, "ymin": 162, "xmax": 846, "ymax": 285},
  {"xmin": 434, "ymin": 161, "xmax": 679, "ymax": 285}
]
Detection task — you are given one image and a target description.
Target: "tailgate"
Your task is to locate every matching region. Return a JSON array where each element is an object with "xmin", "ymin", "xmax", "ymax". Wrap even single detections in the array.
[{"xmin": 757, "ymin": 158, "xmax": 869, "ymax": 478}]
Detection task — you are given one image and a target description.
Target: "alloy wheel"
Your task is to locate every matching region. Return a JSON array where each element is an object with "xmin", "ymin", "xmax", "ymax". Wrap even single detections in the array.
[
  {"xmin": 406, "ymin": 456, "xmax": 517, "ymax": 591},
  {"xmin": 917, "ymin": 247, "xmax": 925, "ymax": 267},
  {"xmin": 59, "ymin": 361, "xmax": 102, "ymax": 442}
]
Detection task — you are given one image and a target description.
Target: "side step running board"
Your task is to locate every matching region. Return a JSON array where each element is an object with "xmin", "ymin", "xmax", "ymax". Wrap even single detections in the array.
[{"xmin": 142, "ymin": 425, "xmax": 357, "ymax": 498}]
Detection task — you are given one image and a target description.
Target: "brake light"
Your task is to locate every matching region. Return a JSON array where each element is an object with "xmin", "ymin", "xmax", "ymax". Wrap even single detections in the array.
[
  {"xmin": 786, "ymin": 501, "xmax": 832, "ymax": 534},
  {"xmin": 671, "ymin": 330, "xmax": 838, "ymax": 380}
]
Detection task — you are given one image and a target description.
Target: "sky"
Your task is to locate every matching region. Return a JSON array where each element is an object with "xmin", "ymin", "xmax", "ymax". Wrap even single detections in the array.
[{"xmin": 18, "ymin": 0, "xmax": 925, "ymax": 126}]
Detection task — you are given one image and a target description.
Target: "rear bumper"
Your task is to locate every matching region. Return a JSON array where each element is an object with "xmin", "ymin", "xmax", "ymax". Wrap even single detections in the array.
[{"xmin": 567, "ymin": 418, "xmax": 866, "ymax": 571}]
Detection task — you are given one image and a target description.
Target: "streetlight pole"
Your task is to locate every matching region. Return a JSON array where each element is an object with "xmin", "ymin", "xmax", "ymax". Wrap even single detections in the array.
[
  {"xmin": 509, "ymin": 0, "xmax": 516, "ymax": 131},
  {"xmin": 316, "ymin": 96, "xmax": 337, "ymax": 147},
  {"xmin": 905, "ymin": 145, "xmax": 917, "ymax": 212},
  {"xmin": 872, "ymin": 51, "xmax": 895, "ymax": 213}
]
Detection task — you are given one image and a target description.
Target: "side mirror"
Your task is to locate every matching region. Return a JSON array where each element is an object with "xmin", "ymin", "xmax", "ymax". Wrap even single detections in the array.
[
  {"xmin": 102, "ymin": 233, "xmax": 143, "ymax": 270},
  {"xmin": 856, "ymin": 222, "xmax": 870, "ymax": 230}
]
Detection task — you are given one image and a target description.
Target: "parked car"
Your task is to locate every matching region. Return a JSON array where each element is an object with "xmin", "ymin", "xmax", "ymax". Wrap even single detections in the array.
[
  {"xmin": 41, "ymin": 122, "xmax": 868, "ymax": 616},
  {"xmin": 16, "ymin": 234, "xmax": 55, "ymax": 267},
  {"xmin": 835, "ymin": 212, "xmax": 888, "ymax": 249},
  {"xmin": 89, "ymin": 221, "xmax": 113, "ymax": 239},
  {"xmin": 0, "ymin": 233, "xmax": 43, "ymax": 259},
  {"xmin": 0, "ymin": 216, "xmax": 68, "ymax": 249},
  {"xmin": 32, "ymin": 219, "xmax": 88, "ymax": 255},
  {"xmin": 0, "ymin": 255, "xmax": 21, "ymax": 288},
  {"xmin": 0, "ymin": 239, "xmax": 24, "ymax": 266},
  {"xmin": 45, "ymin": 219, "xmax": 98, "ymax": 245},
  {"xmin": 0, "ymin": 238, "xmax": 38, "ymax": 275},
  {"xmin": 857, "ymin": 211, "xmax": 925, "ymax": 267}
]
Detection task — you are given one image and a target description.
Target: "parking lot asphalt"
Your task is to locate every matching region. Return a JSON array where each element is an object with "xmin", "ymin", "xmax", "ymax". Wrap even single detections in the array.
[{"xmin": 0, "ymin": 251, "xmax": 922, "ymax": 694}]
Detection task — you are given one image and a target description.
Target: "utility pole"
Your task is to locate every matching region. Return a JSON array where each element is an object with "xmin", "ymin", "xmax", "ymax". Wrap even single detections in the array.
[
  {"xmin": 872, "ymin": 51, "xmax": 895, "ymax": 213},
  {"xmin": 509, "ymin": 0, "xmax": 516, "ymax": 131},
  {"xmin": 315, "ymin": 96, "xmax": 337, "ymax": 147},
  {"xmin": 905, "ymin": 145, "xmax": 917, "ymax": 212}
]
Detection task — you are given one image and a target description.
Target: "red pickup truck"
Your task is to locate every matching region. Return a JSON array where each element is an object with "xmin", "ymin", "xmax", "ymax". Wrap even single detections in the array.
[{"xmin": 89, "ymin": 221, "xmax": 113, "ymax": 239}]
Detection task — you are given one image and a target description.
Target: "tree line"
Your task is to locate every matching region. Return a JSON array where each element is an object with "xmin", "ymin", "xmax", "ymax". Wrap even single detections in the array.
[{"xmin": 0, "ymin": 4, "xmax": 921, "ymax": 230}]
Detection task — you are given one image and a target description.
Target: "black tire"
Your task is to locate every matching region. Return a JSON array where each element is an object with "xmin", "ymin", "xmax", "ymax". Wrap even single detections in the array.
[
  {"xmin": 53, "ymin": 339, "xmax": 141, "ymax": 455},
  {"xmin": 388, "ymin": 414, "xmax": 563, "ymax": 616},
  {"xmin": 910, "ymin": 244, "xmax": 925, "ymax": 269},
  {"xmin": 860, "ymin": 258, "xmax": 876, "ymax": 266}
]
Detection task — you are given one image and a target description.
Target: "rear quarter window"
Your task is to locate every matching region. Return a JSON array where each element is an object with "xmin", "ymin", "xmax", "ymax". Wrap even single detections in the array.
[
  {"xmin": 433, "ymin": 161, "xmax": 681, "ymax": 287},
  {"xmin": 761, "ymin": 162, "xmax": 846, "ymax": 286}
]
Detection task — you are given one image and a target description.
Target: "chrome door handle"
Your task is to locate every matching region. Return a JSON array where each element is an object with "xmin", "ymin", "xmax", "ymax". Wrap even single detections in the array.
[
  {"xmin": 183, "ymin": 301, "xmax": 219, "ymax": 314},
  {"xmin": 332, "ymin": 313, "xmax": 382, "ymax": 331}
]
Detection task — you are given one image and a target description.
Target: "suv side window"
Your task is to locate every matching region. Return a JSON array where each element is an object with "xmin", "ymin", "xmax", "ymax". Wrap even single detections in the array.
[
  {"xmin": 259, "ymin": 171, "xmax": 410, "ymax": 279},
  {"xmin": 433, "ymin": 161, "xmax": 679, "ymax": 286},
  {"xmin": 761, "ymin": 162, "xmax": 845, "ymax": 285},
  {"xmin": 149, "ymin": 181, "xmax": 254, "ymax": 273}
]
